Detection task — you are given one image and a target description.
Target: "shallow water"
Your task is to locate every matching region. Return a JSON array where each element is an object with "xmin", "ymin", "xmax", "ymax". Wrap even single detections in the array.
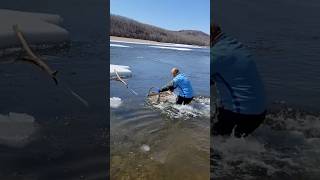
[{"xmin": 110, "ymin": 42, "xmax": 210, "ymax": 179}]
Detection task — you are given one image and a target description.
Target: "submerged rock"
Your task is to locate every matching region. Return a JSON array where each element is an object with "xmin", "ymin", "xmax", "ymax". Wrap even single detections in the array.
[{"xmin": 140, "ymin": 144, "xmax": 150, "ymax": 152}]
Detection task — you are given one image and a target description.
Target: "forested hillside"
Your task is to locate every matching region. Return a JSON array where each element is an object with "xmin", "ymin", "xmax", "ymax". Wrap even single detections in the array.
[{"xmin": 110, "ymin": 15, "xmax": 209, "ymax": 46}]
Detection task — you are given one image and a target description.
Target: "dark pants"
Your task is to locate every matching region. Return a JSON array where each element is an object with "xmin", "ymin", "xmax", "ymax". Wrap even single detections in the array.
[
  {"xmin": 212, "ymin": 108, "xmax": 266, "ymax": 137},
  {"xmin": 176, "ymin": 96, "xmax": 193, "ymax": 105}
]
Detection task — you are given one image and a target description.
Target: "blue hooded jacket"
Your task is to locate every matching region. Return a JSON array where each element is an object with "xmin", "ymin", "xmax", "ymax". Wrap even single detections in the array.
[
  {"xmin": 173, "ymin": 73, "xmax": 193, "ymax": 98},
  {"xmin": 160, "ymin": 73, "xmax": 193, "ymax": 98},
  {"xmin": 211, "ymin": 35, "xmax": 266, "ymax": 115}
]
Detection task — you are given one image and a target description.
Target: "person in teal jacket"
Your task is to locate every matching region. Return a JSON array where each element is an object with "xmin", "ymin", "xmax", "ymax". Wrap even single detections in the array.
[
  {"xmin": 158, "ymin": 68, "xmax": 194, "ymax": 105},
  {"xmin": 211, "ymin": 24, "xmax": 267, "ymax": 137}
]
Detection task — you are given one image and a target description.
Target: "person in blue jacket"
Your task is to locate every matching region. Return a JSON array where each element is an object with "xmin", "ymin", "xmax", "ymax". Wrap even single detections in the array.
[
  {"xmin": 211, "ymin": 24, "xmax": 267, "ymax": 137},
  {"xmin": 158, "ymin": 68, "xmax": 194, "ymax": 105}
]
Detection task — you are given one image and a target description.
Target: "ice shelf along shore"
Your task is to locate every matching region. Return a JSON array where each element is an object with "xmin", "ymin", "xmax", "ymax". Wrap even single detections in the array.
[
  {"xmin": 0, "ymin": 9, "xmax": 69, "ymax": 51},
  {"xmin": 110, "ymin": 64, "xmax": 132, "ymax": 79},
  {"xmin": 110, "ymin": 38, "xmax": 206, "ymax": 49}
]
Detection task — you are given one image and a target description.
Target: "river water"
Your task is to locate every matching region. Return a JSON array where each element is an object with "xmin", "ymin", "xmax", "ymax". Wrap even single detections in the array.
[
  {"xmin": 110, "ymin": 41, "xmax": 210, "ymax": 179},
  {"xmin": 212, "ymin": 0, "xmax": 320, "ymax": 179},
  {"xmin": 0, "ymin": 1, "xmax": 108, "ymax": 179}
]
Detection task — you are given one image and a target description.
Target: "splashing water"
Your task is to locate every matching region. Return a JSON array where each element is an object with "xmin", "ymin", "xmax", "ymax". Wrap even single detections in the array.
[
  {"xmin": 148, "ymin": 94, "xmax": 210, "ymax": 119},
  {"xmin": 212, "ymin": 102, "xmax": 320, "ymax": 180}
]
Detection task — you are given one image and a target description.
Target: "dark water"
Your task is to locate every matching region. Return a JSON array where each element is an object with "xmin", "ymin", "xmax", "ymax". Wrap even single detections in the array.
[
  {"xmin": 212, "ymin": 0, "xmax": 320, "ymax": 179},
  {"xmin": 0, "ymin": 1, "xmax": 108, "ymax": 179},
  {"xmin": 110, "ymin": 42, "xmax": 210, "ymax": 179},
  {"xmin": 214, "ymin": 0, "xmax": 320, "ymax": 110}
]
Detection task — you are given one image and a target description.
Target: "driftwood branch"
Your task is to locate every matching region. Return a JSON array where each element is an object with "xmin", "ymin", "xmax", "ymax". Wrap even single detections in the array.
[
  {"xmin": 12, "ymin": 25, "xmax": 89, "ymax": 107},
  {"xmin": 12, "ymin": 24, "xmax": 58, "ymax": 85},
  {"xmin": 114, "ymin": 70, "xmax": 138, "ymax": 95},
  {"xmin": 114, "ymin": 70, "xmax": 128, "ymax": 87}
]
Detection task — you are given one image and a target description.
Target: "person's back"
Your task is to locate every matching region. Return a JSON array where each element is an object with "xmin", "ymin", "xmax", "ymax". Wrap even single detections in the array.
[
  {"xmin": 212, "ymin": 35, "xmax": 266, "ymax": 114},
  {"xmin": 211, "ymin": 26, "xmax": 266, "ymax": 137},
  {"xmin": 159, "ymin": 68, "xmax": 194, "ymax": 105},
  {"xmin": 173, "ymin": 73, "xmax": 193, "ymax": 99}
]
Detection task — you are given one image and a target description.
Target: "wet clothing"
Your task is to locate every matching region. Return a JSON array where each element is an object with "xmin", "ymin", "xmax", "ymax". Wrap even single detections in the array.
[
  {"xmin": 211, "ymin": 34, "xmax": 266, "ymax": 137},
  {"xmin": 213, "ymin": 108, "xmax": 266, "ymax": 137},
  {"xmin": 211, "ymin": 34, "xmax": 266, "ymax": 115},
  {"xmin": 176, "ymin": 96, "xmax": 193, "ymax": 105},
  {"xmin": 160, "ymin": 73, "xmax": 194, "ymax": 104}
]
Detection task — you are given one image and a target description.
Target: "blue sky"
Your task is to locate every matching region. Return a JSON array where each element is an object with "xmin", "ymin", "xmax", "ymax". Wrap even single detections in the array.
[{"xmin": 110, "ymin": 0, "xmax": 210, "ymax": 34}]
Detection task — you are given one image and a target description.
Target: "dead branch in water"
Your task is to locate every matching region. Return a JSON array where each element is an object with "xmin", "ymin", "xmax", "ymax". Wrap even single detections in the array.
[
  {"xmin": 12, "ymin": 24, "xmax": 58, "ymax": 85},
  {"xmin": 114, "ymin": 70, "xmax": 138, "ymax": 95},
  {"xmin": 114, "ymin": 70, "xmax": 128, "ymax": 86},
  {"xmin": 11, "ymin": 25, "xmax": 89, "ymax": 107}
]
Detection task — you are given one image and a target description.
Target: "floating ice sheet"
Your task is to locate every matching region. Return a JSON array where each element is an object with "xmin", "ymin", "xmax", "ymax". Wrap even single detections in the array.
[
  {"xmin": 0, "ymin": 112, "xmax": 37, "ymax": 147},
  {"xmin": 0, "ymin": 9, "xmax": 69, "ymax": 50},
  {"xmin": 110, "ymin": 64, "xmax": 132, "ymax": 79},
  {"xmin": 110, "ymin": 97, "xmax": 122, "ymax": 108}
]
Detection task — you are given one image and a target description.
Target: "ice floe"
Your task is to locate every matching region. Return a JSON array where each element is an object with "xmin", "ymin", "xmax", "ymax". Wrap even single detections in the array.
[
  {"xmin": 110, "ymin": 64, "xmax": 132, "ymax": 79},
  {"xmin": 0, "ymin": 112, "xmax": 38, "ymax": 147},
  {"xmin": 0, "ymin": 9, "xmax": 69, "ymax": 51},
  {"xmin": 110, "ymin": 97, "xmax": 123, "ymax": 108}
]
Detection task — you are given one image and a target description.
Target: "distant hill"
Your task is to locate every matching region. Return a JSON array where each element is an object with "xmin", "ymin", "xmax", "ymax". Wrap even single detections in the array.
[{"xmin": 110, "ymin": 15, "xmax": 209, "ymax": 46}]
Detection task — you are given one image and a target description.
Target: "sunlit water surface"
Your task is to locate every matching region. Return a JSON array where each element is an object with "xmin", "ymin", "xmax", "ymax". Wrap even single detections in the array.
[{"xmin": 110, "ymin": 42, "xmax": 210, "ymax": 179}]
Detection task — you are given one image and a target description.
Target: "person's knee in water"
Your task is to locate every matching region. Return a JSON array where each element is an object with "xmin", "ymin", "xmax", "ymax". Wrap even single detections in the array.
[
  {"xmin": 158, "ymin": 68, "xmax": 194, "ymax": 105},
  {"xmin": 211, "ymin": 24, "xmax": 267, "ymax": 138}
]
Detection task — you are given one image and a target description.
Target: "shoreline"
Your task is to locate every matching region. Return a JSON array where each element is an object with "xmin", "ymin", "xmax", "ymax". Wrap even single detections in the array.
[
  {"xmin": 111, "ymin": 36, "xmax": 163, "ymax": 45},
  {"xmin": 110, "ymin": 36, "xmax": 208, "ymax": 48}
]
